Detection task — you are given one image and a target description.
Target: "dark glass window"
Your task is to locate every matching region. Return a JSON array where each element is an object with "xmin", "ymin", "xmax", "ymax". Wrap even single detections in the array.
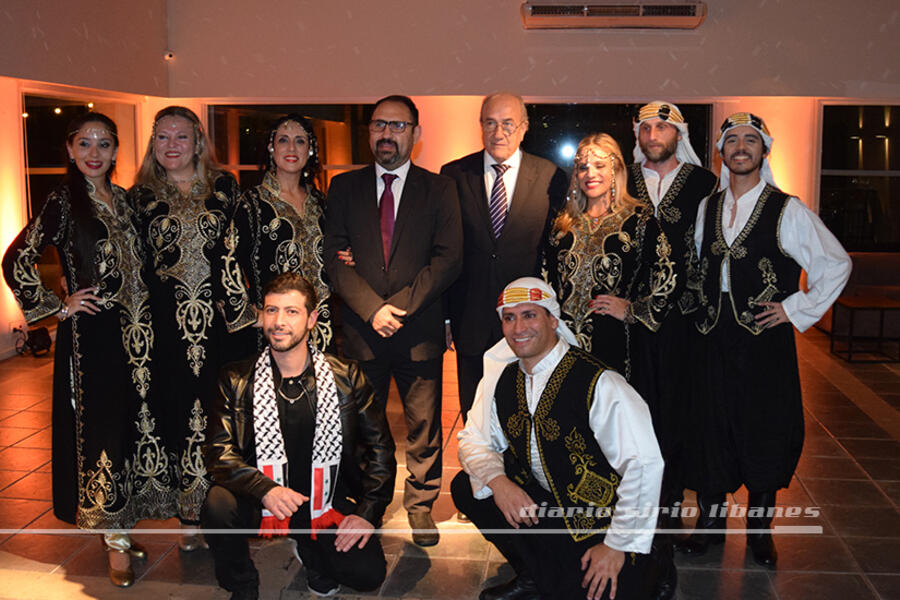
[
  {"xmin": 209, "ymin": 102, "xmax": 713, "ymax": 192},
  {"xmin": 208, "ymin": 104, "xmax": 375, "ymax": 190},
  {"xmin": 821, "ymin": 105, "xmax": 899, "ymax": 251},
  {"xmin": 523, "ymin": 103, "xmax": 713, "ymax": 172}
]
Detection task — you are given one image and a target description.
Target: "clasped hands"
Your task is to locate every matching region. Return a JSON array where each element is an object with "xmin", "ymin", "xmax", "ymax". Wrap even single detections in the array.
[
  {"xmin": 261, "ymin": 486, "xmax": 375, "ymax": 551},
  {"xmin": 487, "ymin": 475, "xmax": 624, "ymax": 599}
]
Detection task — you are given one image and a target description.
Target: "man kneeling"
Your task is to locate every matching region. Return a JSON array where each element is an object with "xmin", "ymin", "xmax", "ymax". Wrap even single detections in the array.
[
  {"xmin": 452, "ymin": 277, "xmax": 664, "ymax": 600},
  {"xmin": 203, "ymin": 273, "xmax": 397, "ymax": 599}
]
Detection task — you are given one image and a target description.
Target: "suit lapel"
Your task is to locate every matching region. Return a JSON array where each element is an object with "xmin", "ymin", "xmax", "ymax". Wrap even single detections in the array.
[
  {"xmin": 502, "ymin": 153, "xmax": 539, "ymax": 243},
  {"xmin": 389, "ymin": 164, "xmax": 422, "ymax": 264},
  {"xmin": 355, "ymin": 166, "xmax": 383, "ymax": 264},
  {"xmin": 466, "ymin": 152, "xmax": 493, "ymax": 241}
]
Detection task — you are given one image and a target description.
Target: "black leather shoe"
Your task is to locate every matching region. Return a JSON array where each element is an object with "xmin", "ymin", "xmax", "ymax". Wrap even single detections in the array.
[
  {"xmin": 675, "ymin": 493, "xmax": 726, "ymax": 556},
  {"xmin": 408, "ymin": 512, "xmax": 439, "ymax": 547},
  {"xmin": 746, "ymin": 490, "xmax": 778, "ymax": 567},
  {"xmin": 674, "ymin": 530, "xmax": 725, "ymax": 555},
  {"xmin": 747, "ymin": 532, "xmax": 777, "ymax": 567},
  {"xmin": 479, "ymin": 574, "xmax": 540, "ymax": 600},
  {"xmin": 651, "ymin": 539, "xmax": 677, "ymax": 600}
]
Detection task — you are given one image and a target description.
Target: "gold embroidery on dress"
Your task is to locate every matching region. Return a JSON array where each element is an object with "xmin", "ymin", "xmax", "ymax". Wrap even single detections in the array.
[
  {"xmin": 220, "ymin": 219, "xmax": 251, "ymax": 327},
  {"xmin": 258, "ymin": 174, "xmax": 332, "ymax": 349},
  {"xmin": 179, "ymin": 398, "xmax": 210, "ymax": 520},
  {"xmin": 79, "ymin": 402, "xmax": 177, "ymax": 528},
  {"xmin": 553, "ymin": 212, "xmax": 631, "ymax": 352},
  {"xmin": 9, "ymin": 212, "xmax": 64, "ymax": 321},
  {"xmin": 148, "ymin": 189, "xmax": 225, "ymax": 375},
  {"xmin": 93, "ymin": 187, "xmax": 154, "ymax": 398}
]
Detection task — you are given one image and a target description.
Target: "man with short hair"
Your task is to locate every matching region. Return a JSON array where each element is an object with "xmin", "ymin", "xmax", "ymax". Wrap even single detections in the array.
[
  {"xmin": 324, "ymin": 95, "xmax": 462, "ymax": 546},
  {"xmin": 441, "ymin": 92, "xmax": 567, "ymax": 423},
  {"xmin": 452, "ymin": 277, "xmax": 664, "ymax": 600},
  {"xmin": 626, "ymin": 101, "xmax": 719, "ymax": 599},
  {"xmin": 684, "ymin": 113, "xmax": 851, "ymax": 567},
  {"xmin": 202, "ymin": 273, "xmax": 397, "ymax": 600}
]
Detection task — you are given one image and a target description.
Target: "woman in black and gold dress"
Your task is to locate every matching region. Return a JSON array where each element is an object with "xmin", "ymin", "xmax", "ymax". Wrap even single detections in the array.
[
  {"xmin": 546, "ymin": 133, "xmax": 675, "ymax": 380},
  {"xmin": 218, "ymin": 113, "xmax": 333, "ymax": 356},
  {"xmin": 2, "ymin": 113, "xmax": 166, "ymax": 586},
  {"xmin": 130, "ymin": 106, "xmax": 240, "ymax": 548}
]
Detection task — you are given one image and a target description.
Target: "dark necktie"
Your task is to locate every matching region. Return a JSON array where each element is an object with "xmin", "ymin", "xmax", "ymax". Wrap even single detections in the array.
[
  {"xmin": 379, "ymin": 173, "xmax": 398, "ymax": 268},
  {"xmin": 489, "ymin": 163, "xmax": 511, "ymax": 237}
]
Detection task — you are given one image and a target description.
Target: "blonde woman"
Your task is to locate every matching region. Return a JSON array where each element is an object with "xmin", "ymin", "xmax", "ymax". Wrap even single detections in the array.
[
  {"xmin": 546, "ymin": 133, "xmax": 676, "ymax": 380},
  {"xmin": 130, "ymin": 106, "xmax": 240, "ymax": 550}
]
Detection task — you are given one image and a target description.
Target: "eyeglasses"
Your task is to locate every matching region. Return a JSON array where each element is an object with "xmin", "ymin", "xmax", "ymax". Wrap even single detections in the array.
[
  {"xmin": 369, "ymin": 120, "xmax": 414, "ymax": 133},
  {"xmin": 480, "ymin": 119, "xmax": 524, "ymax": 135}
]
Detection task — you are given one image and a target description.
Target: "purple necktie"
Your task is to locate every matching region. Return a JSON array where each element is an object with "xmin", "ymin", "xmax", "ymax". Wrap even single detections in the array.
[
  {"xmin": 379, "ymin": 173, "xmax": 398, "ymax": 267},
  {"xmin": 489, "ymin": 163, "xmax": 511, "ymax": 237}
]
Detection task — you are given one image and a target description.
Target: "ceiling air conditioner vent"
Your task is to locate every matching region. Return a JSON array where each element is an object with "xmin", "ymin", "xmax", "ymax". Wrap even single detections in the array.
[{"xmin": 521, "ymin": 1, "xmax": 707, "ymax": 29}]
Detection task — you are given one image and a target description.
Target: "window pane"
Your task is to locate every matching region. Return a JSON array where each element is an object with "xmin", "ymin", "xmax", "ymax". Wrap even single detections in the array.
[
  {"xmin": 820, "ymin": 175, "xmax": 899, "ymax": 251},
  {"xmin": 523, "ymin": 103, "xmax": 712, "ymax": 170}
]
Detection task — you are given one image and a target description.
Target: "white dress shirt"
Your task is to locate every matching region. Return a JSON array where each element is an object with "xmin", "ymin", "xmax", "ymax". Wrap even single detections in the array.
[
  {"xmin": 374, "ymin": 160, "xmax": 412, "ymax": 219},
  {"xmin": 457, "ymin": 338, "xmax": 664, "ymax": 554},
  {"xmin": 640, "ymin": 161, "xmax": 685, "ymax": 210},
  {"xmin": 694, "ymin": 179, "xmax": 852, "ymax": 332},
  {"xmin": 483, "ymin": 149, "xmax": 522, "ymax": 209}
]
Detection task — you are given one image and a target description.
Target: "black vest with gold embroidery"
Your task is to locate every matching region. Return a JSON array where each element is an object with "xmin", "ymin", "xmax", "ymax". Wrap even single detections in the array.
[
  {"xmin": 495, "ymin": 346, "xmax": 620, "ymax": 542},
  {"xmin": 696, "ymin": 185, "xmax": 800, "ymax": 335},
  {"xmin": 628, "ymin": 163, "xmax": 719, "ymax": 315}
]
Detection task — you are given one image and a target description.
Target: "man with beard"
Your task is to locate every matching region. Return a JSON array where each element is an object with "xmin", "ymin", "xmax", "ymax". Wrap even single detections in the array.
[
  {"xmin": 626, "ymin": 101, "xmax": 718, "ymax": 599},
  {"xmin": 202, "ymin": 273, "xmax": 396, "ymax": 599},
  {"xmin": 684, "ymin": 113, "xmax": 850, "ymax": 567},
  {"xmin": 440, "ymin": 93, "xmax": 567, "ymax": 424},
  {"xmin": 324, "ymin": 95, "xmax": 462, "ymax": 547}
]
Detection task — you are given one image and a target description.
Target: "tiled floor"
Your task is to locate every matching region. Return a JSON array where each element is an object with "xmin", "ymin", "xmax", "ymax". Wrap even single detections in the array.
[{"xmin": 0, "ymin": 329, "xmax": 897, "ymax": 599}]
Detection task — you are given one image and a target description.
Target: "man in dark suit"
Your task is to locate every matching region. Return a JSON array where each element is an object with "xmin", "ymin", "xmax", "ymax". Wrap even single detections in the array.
[
  {"xmin": 324, "ymin": 95, "xmax": 462, "ymax": 547},
  {"xmin": 440, "ymin": 93, "xmax": 567, "ymax": 422}
]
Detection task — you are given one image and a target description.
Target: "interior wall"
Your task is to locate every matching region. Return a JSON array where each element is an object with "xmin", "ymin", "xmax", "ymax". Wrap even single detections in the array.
[
  {"xmin": 0, "ymin": 0, "xmax": 168, "ymax": 96},
  {"xmin": 166, "ymin": 0, "xmax": 900, "ymax": 99},
  {"xmin": 0, "ymin": 78, "xmax": 28, "ymax": 358}
]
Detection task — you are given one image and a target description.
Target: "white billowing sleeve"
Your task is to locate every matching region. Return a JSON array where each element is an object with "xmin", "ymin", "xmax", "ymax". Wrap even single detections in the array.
[
  {"xmin": 457, "ymin": 379, "xmax": 508, "ymax": 499},
  {"xmin": 779, "ymin": 198, "xmax": 852, "ymax": 332},
  {"xmin": 694, "ymin": 197, "xmax": 708, "ymax": 257},
  {"xmin": 590, "ymin": 371, "xmax": 664, "ymax": 555}
]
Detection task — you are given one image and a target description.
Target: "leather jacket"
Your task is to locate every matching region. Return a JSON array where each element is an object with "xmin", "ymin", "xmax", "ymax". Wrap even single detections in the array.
[{"xmin": 204, "ymin": 351, "xmax": 397, "ymax": 527}]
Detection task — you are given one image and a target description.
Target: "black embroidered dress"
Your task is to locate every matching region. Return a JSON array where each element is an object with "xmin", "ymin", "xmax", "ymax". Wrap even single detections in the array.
[
  {"xmin": 545, "ymin": 208, "xmax": 676, "ymax": 379},
  {"xmin": 130, "ymin": 173, "xmax": 239, "ymax": 521},
  {"xmin": 218, "ymin": 172, "xmax": 333, "ymax": 356},
  {"xmin": 2, "ymin": 183, "xmax": 170, "ymax": 528}
]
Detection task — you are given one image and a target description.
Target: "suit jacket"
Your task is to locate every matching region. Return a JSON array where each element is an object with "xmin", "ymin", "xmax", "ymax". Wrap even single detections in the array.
[
  {"xmin": 324, "ymin": 163, "xmax": 462, "ymax": 362},
  {"xmin": 440, "ymin": 151, "xmax": 567, "ymax": 355},
  {"xmin": 204, "ymin": 352, "xmax": 397, "ymax": 527}
]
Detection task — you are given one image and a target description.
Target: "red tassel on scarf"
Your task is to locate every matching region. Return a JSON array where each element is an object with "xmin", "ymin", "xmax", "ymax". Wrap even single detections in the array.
[
  {"xmin": 258, "ymin": 515, "xmax": 291, "ymax": 538},
  {"xmin": 310, "ymin": 508, "xmax": 345, "ymax": 540}
]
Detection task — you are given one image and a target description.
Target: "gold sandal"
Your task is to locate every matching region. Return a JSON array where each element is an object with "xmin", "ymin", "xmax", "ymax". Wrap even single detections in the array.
[{"xmin": 100, "ymin": 535, "xmax": 134, "ymax": 588}]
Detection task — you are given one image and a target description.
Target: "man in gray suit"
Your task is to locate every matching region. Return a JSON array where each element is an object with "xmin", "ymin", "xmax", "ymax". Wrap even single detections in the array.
[{"xmin": 441, "ymin": 93, "xmax": 567, "ymax": 422}]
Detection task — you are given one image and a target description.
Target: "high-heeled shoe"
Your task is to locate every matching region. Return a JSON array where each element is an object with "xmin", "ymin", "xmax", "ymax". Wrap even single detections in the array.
[
  {"xmin": 126, "ymin": 542, "xmax": 147, "ymax": 560},
  {"xmin": 100, "ymin": 536, "xmax": 134, "ymax": 588}
]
